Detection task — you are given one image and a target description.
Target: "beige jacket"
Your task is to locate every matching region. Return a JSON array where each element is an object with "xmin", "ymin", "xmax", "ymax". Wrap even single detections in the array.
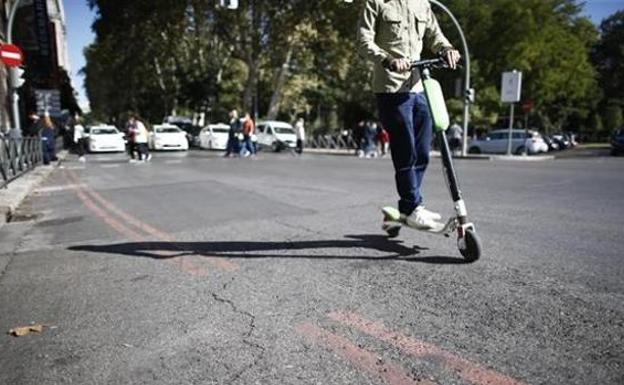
[{"xmin": 357, "ymin": 0, "xmax": 453, "ymax": 93}]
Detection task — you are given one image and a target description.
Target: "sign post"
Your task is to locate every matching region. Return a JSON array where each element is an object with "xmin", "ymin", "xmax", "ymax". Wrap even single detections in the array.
[
  {"xmin": 501, "ymin": 70, "xmax": 522, "ymax": 155},
  {"xmin": 6, "ymin": 0, "xmax": 25, "ymax": 134}
]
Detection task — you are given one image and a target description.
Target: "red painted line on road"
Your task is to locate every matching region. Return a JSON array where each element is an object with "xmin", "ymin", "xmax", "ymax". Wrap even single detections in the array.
[
  {"xmin": 328, "ymin": 312, "xmax": 527, "ymax": 385},
  {"xmin": 67, "ymin": 173, "xmax": 144, "ymax": 242},
  {"xmin": 295, "ymin": 323, "xmax": 435, "ymax": 385},
  {"xmin": 66, "ymin": 170, "xmax": 236, "ymax": 275},
  {"xmin": 77, "ymin": 180, "xmax": 239, "ymax": 272}
]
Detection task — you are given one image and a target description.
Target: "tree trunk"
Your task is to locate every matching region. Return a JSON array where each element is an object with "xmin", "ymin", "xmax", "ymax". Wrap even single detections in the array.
[{"xmin": 265, "ymin": 45, "xmax": 294, "ymax": 121}]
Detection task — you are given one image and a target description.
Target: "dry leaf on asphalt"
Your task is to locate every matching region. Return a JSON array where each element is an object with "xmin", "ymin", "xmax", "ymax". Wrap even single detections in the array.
[{"xmin": 8, "ymin": 324, "xmax": 46, "ymax": 337}]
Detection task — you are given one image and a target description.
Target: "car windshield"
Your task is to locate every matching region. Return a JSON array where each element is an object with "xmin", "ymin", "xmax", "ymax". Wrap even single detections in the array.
[
  {"xmin": 212, "ymin": 127, "xmax": 229, "ymax": 133},
  {"xmin": 156, "ymin": 127, "xmax": 181, "ymax": 133},
  {"xmin": 274, "ymin": 126, "xmax": 294, "ymax": 134},
  {"xmin": 92, "ymin": 128, "xmax": 118, "ymax": 135}
]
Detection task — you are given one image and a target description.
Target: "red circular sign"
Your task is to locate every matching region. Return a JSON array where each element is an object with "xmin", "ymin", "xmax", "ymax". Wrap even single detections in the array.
[{"xmin": 0, "ymin": 44, "xmax": 24, "ymax": 67}]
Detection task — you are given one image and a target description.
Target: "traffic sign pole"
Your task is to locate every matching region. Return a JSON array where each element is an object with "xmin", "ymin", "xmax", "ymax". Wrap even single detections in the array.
[
  {"xmin": 501, "ymin": 70, "xmax": 522, "ymax": 156},
  {"xmin": 507, "ymin": 103, "xmax": 515, "ymax": 156},
  {"xmin": 6, "ymin": 0, "xmax": 25, "ymax": 134}
]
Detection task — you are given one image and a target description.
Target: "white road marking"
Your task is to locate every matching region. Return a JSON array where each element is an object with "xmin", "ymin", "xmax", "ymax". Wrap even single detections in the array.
[{"xmin": 100, "ymin": 164, "xmax": 121, "ymax": 169}]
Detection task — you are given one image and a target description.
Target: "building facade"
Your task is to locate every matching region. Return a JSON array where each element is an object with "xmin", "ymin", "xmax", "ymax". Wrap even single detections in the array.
[{"xmin": 0, "ymin": 0, "xmax": 78, "ymax": 134}]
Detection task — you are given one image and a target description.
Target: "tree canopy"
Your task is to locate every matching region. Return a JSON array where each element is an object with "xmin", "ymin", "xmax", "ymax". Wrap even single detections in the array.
[{"xmin": 83, "ymin": 0, "xmax": 618, "ymax": 138}]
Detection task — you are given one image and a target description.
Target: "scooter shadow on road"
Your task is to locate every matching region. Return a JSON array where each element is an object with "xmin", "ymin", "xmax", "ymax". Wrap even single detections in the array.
[{"xmin": 68, "ymin": 235, "xmax": 470, "ymax": 265}]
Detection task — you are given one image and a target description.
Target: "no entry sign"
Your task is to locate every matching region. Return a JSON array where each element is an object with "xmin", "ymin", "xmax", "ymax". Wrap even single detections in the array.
[{"xmin": 0, "ymin": 44, "xmax": 24, "ymax": 67}]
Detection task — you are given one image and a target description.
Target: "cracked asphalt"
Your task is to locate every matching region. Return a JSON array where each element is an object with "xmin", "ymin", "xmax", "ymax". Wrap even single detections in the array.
[{"xmin": 0, "ymin": 150, "xmax": 622, "ymax": 385}]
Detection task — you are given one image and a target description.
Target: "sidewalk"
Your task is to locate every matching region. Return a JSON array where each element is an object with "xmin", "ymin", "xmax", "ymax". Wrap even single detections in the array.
[
  {"xmin": 0, "ymin": 150, "xmax": 67, "ymax": 228},
  {"xmin": 306, "ymin": 148, "xmax": 555, "ymax": 161}
]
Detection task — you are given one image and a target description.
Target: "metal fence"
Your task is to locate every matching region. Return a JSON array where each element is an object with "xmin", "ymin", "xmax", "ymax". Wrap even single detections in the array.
[
  {"xmin": 307, "ymin": 134, "xmax": 358, "ymax": 150},
  {"xmin": 0, "ymin": 136, "xmax": 43, "ymax": 189}
]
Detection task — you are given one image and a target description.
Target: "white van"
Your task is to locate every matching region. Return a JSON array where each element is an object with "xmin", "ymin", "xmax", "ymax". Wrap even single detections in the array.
[{"xmin": 256, "ymin": 121, "xmax": 297, "ymax": 152}]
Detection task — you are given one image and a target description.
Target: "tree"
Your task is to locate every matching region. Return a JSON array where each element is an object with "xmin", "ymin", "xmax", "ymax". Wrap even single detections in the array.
[{"xmin": 593, "ymin": 11, "xmax": 624, "ymax": 103}]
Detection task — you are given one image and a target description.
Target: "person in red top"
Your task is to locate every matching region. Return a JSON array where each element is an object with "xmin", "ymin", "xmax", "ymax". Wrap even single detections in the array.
[
  {"xmin": 377, "ymin": 124, "xmax": 390, "ymax": 157},
  {"xmin": 241, "ymin": 112, "xmax": 256, "ymax": 157}
]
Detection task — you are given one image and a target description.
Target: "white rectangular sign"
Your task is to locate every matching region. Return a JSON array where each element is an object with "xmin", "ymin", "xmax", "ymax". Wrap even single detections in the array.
[{"xmin": 501, "ymin": 71, "xmax": 522, "ymax": 103}]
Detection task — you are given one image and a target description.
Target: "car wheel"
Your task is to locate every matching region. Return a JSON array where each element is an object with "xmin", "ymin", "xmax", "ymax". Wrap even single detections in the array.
[
  {"xmin": 272, "ymin": 141, "xmax": 280, "ymax": 152},
  {"xmin": 515, "ymin": 146, "xmax": 527, "ymax": 155},
  {"xmin": 468, "ymin": 146, "xmax": 481, "ymax": 154}
]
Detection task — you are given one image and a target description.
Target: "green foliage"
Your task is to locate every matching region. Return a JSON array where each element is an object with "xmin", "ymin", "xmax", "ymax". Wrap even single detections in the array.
[
  {"xmin": 603, "ymin": 100, "xmax": 623, "ymax": 131},
  {"xmin": 82, "ymin": 0, "xmax": 617, "ymax": 138}
]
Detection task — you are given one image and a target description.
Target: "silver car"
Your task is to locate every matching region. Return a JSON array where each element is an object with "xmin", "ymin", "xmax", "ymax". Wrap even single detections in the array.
[{"xmin": 468, "ymin": 129, "xmax": 548, "ymax": 155}]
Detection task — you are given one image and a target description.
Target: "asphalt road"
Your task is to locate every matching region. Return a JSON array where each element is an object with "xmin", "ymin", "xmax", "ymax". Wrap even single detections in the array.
[{"xmin": 0, "ymin": 149, "xmax": 622, "ymax": 385}]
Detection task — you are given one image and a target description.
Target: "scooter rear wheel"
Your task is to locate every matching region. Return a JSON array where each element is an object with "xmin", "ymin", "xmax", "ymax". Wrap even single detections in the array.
[{"xmin": 460, "ymin": 229, "xmax": 481, "ymax": 262}]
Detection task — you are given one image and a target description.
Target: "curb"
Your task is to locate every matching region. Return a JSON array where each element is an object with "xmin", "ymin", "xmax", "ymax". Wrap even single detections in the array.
[
  {"xmin": 490, "ymin": 155, "xmax": 555, "ymax": 161},
  {"xmin": 305, "ymin": 149, "xmax": 554, "ymax": 161},
  {"xmin": 0, "ymin": 150, "xmax": 68, "ymax": 228}
]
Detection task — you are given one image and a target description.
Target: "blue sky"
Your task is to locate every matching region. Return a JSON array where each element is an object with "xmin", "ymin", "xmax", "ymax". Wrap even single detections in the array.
[{"xmin": 64, "ymin": 0, "xmax": 624, "ymax": 110}]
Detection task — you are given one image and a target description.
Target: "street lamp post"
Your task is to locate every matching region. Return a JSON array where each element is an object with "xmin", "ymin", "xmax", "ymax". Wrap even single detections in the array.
[
  {"xmin": 429, "ymin": 0, "xmax": 471, "ymax": 157},
  {"xmin": 7, "ymin": 0, "xmax": 24, "ymax": 133}
]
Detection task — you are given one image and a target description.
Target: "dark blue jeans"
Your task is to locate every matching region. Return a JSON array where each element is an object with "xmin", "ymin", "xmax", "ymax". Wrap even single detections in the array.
[
  {"xmin": 241, "ymin": 135, "xmax": 255, "ymax": 155},
  {"xmin": 377, "ymin": 92, "xmax": 432, "ymax": 215}
]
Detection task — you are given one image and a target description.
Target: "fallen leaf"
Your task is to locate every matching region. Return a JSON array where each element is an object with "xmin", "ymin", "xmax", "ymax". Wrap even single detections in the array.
[
  {"xmin": 29, "ymin": 324, "xmax": 44, "ymax": 333},
  {"xmin": 8, "ymin": 324, "xmax": 46, "ymax": 337}
]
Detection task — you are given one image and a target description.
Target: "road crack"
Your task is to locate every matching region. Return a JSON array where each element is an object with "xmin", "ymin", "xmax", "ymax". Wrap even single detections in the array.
[{"xmin": 211, "ymin": 292, "xmax": 266, "ymax": 384}]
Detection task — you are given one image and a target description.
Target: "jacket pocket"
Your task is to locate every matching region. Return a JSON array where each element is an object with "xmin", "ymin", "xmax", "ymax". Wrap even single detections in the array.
[
  {"xmin": 381, "ymin": 9, "xmax": 403, "ymax": 40},
  {"xmin": 414, "ymin": 11, "xmax": 428, "ymax": 39}
]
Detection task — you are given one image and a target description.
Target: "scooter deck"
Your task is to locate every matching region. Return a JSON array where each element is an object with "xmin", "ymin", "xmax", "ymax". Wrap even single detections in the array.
[{"xmin": 381, "ymin": 206, "xmax": 455, "ymax": 237}]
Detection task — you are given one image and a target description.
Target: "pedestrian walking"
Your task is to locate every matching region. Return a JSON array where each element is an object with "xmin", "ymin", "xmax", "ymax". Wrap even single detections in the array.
[
  {"xmin": 40, "ymin": 115, "xmax": 57, "ymax": 165},
  {"xmin": 73, "ymin": 115, "xmax": 87, "ymax": 162},
  {"xmin": 377, "ymin": 124, "xmax": 390, "ymax": 157},
  {"xmin": 358, "ymin": 0, "xmax": 460, "ymax": 229},
  {"xmin": 126, "ymin": 117, "xmax": 137, "ymax": 161},
  {"xmin": 363, "ymin": 121, "xmax": 379, "ymax": 157},
  {"xmin": 225, "ymin": 109, "xmax": 241, "ymax": 157},
  {"xmin": 354, "ymin": 120, "xmax": 365, "ymax": 157},
  {"xmin": 25, "ymin": 112, "xmax": 42, "ymax": 137},
  {"xmin": 295, "ymin": 117, "xmax": 305, "ymax": 155},
  {"xmin": 241, "ymin": 112, "xmax": 256, "ymax": 157},
  {"xmin": 131, "ymin": 116, "xmax": 151, "ymax": 162},
  {"xmin": 448, "ymin": 121, "xmax": 463, "ymax": 155}
]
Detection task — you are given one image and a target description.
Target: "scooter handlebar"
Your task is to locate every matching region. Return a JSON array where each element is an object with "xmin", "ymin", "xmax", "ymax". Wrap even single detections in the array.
[{"xmin": 410, "ymin": 57, "xmax": 450, "ymax": 70}]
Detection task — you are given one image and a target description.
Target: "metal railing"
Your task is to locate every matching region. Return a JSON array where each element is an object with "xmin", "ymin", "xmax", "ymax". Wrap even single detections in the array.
[
  {"xmin": 308, "ymin": 134, "xmax": 358, "ymax": 150},
  {"xmin": 0, "ymin": 135, "xmax": 43, "ymax": 189}
]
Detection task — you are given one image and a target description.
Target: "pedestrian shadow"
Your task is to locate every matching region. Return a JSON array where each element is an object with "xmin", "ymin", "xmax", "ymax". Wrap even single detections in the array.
[{"xmin": 68, "ymin": 234, "xmax": 469, "ymax": 265}]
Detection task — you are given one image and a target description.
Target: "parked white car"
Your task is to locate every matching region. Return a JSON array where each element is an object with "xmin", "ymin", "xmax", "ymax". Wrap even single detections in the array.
[
  {"xmin": 149, "ymin": 124, "xmax": 189, "ymax": 151},
  {"xmin": 198, "ymin": 123, "xmax": 230, "ymax": 150},
  {"xmin": 468, "ymin": 129, "xmax": 548, "ymax": 155},
  {"xmin": 256, "ymin": 121, "xmax": 297, "ymax": 152},
  {"xmin": 86, "ymin": 125, "xmax": 125, "ymax": 153}
]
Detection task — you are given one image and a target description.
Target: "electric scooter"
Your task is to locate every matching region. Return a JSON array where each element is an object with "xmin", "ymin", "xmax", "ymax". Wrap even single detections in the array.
[{"xmin": 381, "ymin": 57, "xmax": 482, "ymax": 262}]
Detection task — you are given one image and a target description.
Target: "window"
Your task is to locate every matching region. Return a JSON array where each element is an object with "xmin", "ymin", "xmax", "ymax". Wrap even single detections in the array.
[
  {"xmin": 257, "ymin": 125, "xmax": 265, "ymax": 133},
  {"xmin": 274, "ymin": 127, "xmax": 295, "ymax": 134}
]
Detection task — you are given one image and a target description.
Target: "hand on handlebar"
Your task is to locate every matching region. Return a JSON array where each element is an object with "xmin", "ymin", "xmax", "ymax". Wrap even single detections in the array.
[
  {"xmin": 386, "ymin": 58, "xmax": 412, "ymax": 73},
  {"xmin": 441, "ymin": 48, "xmax": 461, "ymax": 70}
]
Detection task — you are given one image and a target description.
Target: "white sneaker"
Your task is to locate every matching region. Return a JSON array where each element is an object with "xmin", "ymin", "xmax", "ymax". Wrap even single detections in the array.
[
  {"xmin": 404, "ymin": 207, "xmax": 442, "ymax": 230},
  {"xmin": 418, "ymin": 206, "xmax": 442, "ymax": 221},
  {"xmin": 147, "ymin": 154, "xmax": 152, "ymax": 161},
  {"xmin": 78, "ymin": 156, "xmax": 86, "ymax": 163}
]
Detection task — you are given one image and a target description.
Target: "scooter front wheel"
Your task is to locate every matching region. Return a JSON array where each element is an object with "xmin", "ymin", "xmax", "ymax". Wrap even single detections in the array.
[{"xmin": 459, "ymin": 228, "xmax": 481, "ymax": 262}]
